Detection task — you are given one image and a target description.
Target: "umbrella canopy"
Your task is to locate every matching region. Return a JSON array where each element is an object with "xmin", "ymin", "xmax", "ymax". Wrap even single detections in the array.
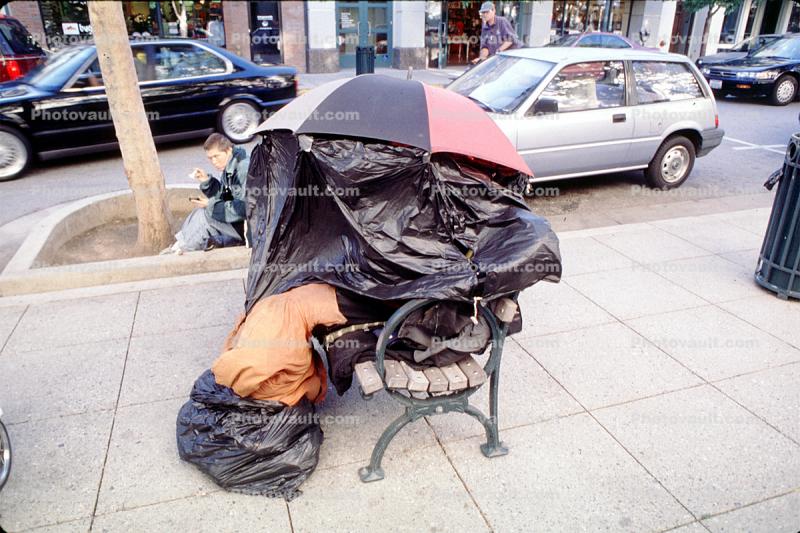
[{"xmin": 256, "ymin": 74, "xmax": 532, "ymax": 176}]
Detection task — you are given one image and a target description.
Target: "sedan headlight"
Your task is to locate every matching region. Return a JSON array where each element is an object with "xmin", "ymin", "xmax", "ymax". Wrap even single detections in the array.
[
  {"xmin": 702, "ymin": 67, "xmax": 710, "ymax": 75},
  {"xmin": 754, "ymin": 69, "xmax": 779, "ymax": 80},
  {"xmin": 737, "ymin": 70, "xmax": 780, "ymax": 80}
]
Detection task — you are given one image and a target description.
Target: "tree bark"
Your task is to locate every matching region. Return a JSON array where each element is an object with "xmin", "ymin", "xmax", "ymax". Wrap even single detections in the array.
[{"xmin": 88, "ymin": 1, "xmax": 173, "ymax": 253}]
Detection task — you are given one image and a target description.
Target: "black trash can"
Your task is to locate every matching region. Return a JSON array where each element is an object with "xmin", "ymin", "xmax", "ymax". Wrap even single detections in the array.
[
  {"xmin": 356, "ymin": 46, "xmax": 375, "ymax": 75},
  {"xmin": 755, "ymin": 133, "xmax": 800, "ymax": 300}
]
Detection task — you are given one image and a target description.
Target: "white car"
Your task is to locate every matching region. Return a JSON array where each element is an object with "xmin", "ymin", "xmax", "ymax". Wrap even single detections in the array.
[{"xmin": 448, "ymin": 47, "xmax": 723, "ymax": 189}]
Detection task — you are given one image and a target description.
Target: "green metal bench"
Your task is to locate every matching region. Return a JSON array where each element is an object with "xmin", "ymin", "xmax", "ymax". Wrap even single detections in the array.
[{"xmin": 339, "ymin": 295, "xmax": 518, "ymax": 482}]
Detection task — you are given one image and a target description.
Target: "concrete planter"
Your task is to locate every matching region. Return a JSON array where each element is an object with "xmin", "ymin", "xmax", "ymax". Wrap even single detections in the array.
[{"xmin": 0, "ymin": 186, "xmax": 250, "ymax": 296}]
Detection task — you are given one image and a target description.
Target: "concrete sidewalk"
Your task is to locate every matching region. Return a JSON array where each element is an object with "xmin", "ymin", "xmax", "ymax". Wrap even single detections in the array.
[
  {"xmin": 299, "ymin": 66, "xmax": 465, "ymax": 90},
  {"xmin": 1, "ymin": 207, "xmax": 799, "ymax": 532}
]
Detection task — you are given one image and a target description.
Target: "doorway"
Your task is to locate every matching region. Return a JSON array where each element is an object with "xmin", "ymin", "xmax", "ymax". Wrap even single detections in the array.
[{"xmin": 336, "ymin": 1, "xmax": 392, "ymax": 69}]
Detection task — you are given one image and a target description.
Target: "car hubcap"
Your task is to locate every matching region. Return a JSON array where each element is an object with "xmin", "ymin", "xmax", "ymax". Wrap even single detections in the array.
[
  {"xmin": 661, "ymin": 146, "xmax": 690, "ymax": 183},
  {"xmin": 777, "ymin": 80, "xmax": 795, "ymax": 103},
  {"xmin": 222, "ymin": 103, "xmax": 261, "ymax": 142},
  {"xmin": 0, "ymin": 133, "xmax": 27, "ymax": 179}
]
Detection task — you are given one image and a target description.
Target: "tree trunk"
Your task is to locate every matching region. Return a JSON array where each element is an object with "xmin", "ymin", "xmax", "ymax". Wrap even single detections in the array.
[{"xmin": 88, "ymin": 1, "xmax": 173, "ymax": 253}]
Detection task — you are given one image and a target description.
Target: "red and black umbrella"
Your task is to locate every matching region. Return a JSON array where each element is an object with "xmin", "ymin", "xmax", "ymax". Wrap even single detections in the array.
[{"xmin": 255, "ymin": 74, "xmax": 532, "ymax": 176}]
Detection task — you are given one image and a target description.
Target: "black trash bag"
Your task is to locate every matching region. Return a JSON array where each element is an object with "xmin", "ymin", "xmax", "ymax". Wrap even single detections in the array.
[
  {"xmin": 176, "ymin": 370, "xmax": 323, "ymax": 500},
  {"xmin": 244, "ymin": 132, "xmax": 561, "ymax": 312}
]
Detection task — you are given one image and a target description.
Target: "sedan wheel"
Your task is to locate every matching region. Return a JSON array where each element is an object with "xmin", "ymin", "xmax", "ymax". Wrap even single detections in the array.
[
  {"xmin": 220, "ymin": 101, "xmax": 262, "ymax": 143},
  {"xmin": 771, "ymin": 75, "xmax": 798, "ymax": 106},
  {"xmin": 0, "ymin": 129, "xmax": 30, "ymax": 182}
]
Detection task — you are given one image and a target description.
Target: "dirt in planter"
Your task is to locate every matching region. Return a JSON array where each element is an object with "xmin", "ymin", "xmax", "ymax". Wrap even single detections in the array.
[{"xmin": 46, "ymin": 217, "xmax": 183, "ymax": 267}]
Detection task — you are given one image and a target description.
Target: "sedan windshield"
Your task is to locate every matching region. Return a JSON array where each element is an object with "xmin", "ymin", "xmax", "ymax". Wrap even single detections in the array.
[
  {"xmin": 753, "ymin": 38, "xmax": 800, "ymax": 59},
  {"xmin": 448, "ymin": 55, "xmax": 555, "ymax": 113}
]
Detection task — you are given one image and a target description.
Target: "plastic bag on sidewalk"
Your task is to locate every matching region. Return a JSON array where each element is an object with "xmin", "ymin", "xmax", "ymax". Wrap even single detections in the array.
[{"xmin": 176, "ymin": 370, "xmax": 323, "ymax": 500}]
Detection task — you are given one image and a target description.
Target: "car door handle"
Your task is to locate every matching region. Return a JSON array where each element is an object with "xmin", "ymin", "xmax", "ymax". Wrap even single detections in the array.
[{"xmin": 612, "ymin": 113, "xmax": 626, "ymax": 123}]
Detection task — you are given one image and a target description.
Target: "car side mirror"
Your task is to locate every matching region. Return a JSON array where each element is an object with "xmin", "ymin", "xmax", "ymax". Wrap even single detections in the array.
[{"xmin": 531, "ymin": 97, "xmax": 558, "ymax": 115}]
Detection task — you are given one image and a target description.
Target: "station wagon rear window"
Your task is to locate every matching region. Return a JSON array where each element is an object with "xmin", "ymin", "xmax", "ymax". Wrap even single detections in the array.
[{"xmin": 632, "ymin": 61, "xmax": 703, "ymax": 104}]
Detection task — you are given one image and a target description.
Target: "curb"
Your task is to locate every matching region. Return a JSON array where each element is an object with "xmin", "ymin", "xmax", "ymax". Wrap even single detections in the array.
[{"xmin": 0, "ymin": 186, "xmax": 250, "ymax": 297}]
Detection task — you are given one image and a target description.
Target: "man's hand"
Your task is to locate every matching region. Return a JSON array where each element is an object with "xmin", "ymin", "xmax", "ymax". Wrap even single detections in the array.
[
  {"xmin": 191, "ymin": 168, "xmax": 208, "ymax": 182},
  {"xmin": 471, "ymin": 57, "xmax": 482, "ymax": 64},
  {"xmin": 190, "ymin": 197, "xmax": 209, "ymax": 207}
]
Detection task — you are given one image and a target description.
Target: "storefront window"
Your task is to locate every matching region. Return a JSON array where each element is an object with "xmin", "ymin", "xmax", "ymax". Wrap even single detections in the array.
[
  {"xmin": 742, "ymin": 0, "xmax": 758, "ymax": 38},
  {"xmin": 158, "ymin": 1, "xmax": 223, "ymax": 42},
  {"xmin": 719, "ymin": 3, "xmax": 742, "ymax": 46},
  {"xmin": 38, "ymin": 0, "xmax": 92, "ymax": 48},
  {"xmin": 551, "ymin": 1, "xmax": 629, "ymax": 40},
  {"xmin": 37, "ymin": 0, "xmax": 224, "ymax": 49},
  {"xmin": 789, "ymin": 2, "xmax": 800, "ymax": 34}
]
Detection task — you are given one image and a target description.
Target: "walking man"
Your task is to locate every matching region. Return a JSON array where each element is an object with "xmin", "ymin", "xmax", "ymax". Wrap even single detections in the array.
[{"xmin": 472, "ymin": 1, "xmax": 521, "ymax": 64}]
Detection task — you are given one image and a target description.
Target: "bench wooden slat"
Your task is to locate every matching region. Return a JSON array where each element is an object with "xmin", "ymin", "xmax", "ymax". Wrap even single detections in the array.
[
  {"xmin": 423, "ymin": 366, "xmax": 448, "ymax": 393},
  {"xmin": 400, "ymin": 361, "xmax": 429, "ymax": 392},
  {"xmin": 384, "ymin": 359, "xmax": 408, "ymax": 389},
  {"xmin": 457, "ymin": 356, "xmax": 487, "ymax": 388},
  {"xmin": 440, "ymin": 363, "xmax": 469, "ymax": 391},
  {"xmin": 354, "ymin": 361, "xmax": 384, "ymax": 395}
]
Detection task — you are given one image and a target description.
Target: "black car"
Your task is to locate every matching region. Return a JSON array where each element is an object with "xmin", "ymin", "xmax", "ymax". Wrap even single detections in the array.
[
  {"xmin": 700, "ymin": 34, "xmax": 800, "ymax": 106},
  {"xmin": 0, "ymin": 39, "xmax": 296, "ymax": 181},
  {"xmin": 696, "ymin": 33, "xmax": 784, "ymax": 68}
]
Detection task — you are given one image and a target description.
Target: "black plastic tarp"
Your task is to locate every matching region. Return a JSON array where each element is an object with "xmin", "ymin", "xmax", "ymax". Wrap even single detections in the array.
[
  {"xmin": 244, "ymin": 132, "xmax": 562, "ymax": 312},
  {"xmin": 176, "ymin": 370, "xmax": 323, "ymax": 500}
]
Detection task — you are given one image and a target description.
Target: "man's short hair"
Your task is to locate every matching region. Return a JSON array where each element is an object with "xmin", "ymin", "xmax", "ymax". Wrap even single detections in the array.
[{"xmin": 204, "ymin": 133, "xmax": 233, "ymax": 152}]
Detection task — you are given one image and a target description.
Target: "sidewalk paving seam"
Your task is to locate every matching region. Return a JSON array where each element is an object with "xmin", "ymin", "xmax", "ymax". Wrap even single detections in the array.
[
  {"xmin": 87, "ymin": 488, "xmax": 224, "ymax": 519},
  {"xmin": 707, "ymin": 379, "xmax": 800, "ymax": 448},
  {"xmin": 511, "ymin": 338, "xmax": 704, "ymax": 524},
  {"xmin": 692, "ymin": 487, "xmax": 800, "ymax": 524},
  {"xmin": 0, "ymin": 304, "xmax": 28, "ymax": 357},
  {"xmin": 4, "ymin": 407, "xmax": 115, "ymax": 429},
  {"xmin": 17, "ymin": 517, "xmax": 90, "ymax": 533},
  {"xmin": 660, "ymin": 520, "xmax": 712, "ymax": 532},
  {"xmin": 424, "ymin": 417, "xmax": 494, "ymax": 533},
  {"xmin": 88, "ymin": 291, "xmax": 141, "ymax": 533}
]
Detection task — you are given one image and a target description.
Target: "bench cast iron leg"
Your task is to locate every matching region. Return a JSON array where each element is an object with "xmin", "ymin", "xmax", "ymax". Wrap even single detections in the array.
[
  {"xmin": 466, "ymin": 367, "xmax": 508, "ymax": 458},
  {"xmin": 359, "ymin": 409, "xmax": 414, "ymax": 482}
]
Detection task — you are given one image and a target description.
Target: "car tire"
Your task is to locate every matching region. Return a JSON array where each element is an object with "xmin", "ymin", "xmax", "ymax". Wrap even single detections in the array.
[
  {"xmin": 218, "ymin": 100, "xmax": 263, "ymax": 143},
  {"xmin": 0, "ymin": 126, "xmax": 31, "ymax": 182},
  {"xmin": 770, "ymin": 75, "xmax": 798, "ymax": 106},
  {"xmin": 645, "ymin": 135, "xmax": 696, "ymax": 190}
]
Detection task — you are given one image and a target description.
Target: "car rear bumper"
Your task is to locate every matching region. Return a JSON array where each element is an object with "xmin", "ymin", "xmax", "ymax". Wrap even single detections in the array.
[{"xmin": 698, "ymin": 127, "xmax": 724, "ymax": 157}]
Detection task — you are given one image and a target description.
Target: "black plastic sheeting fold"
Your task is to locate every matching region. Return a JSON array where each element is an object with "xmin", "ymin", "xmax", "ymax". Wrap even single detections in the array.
[{"xmin": 244, "ymin": 132, "xmax": 562, "ymax": 311}]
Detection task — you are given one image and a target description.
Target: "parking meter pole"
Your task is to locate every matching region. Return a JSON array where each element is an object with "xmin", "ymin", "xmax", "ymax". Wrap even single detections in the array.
[{"xmin": 755, "ymin": 133, "xmax": 800, "ymax": 300}]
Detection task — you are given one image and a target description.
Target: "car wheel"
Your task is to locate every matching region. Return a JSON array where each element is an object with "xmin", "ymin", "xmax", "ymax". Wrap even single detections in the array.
[
  {"xmin": 645, "ymin": 135, "xmax": 696, "ymax": 189},
  {"xmin": 771, "ymin": 75, "xmax": 798, "ymax": 106},
  {"xmin": 218, "ymin": 100, "xmax": 263, "ymax": 143},
  {"xmin": 0, "ymin": 419, "xmax": 11, "ymax": 492},
  {"xmin": 0, "ymin": 126, "xmax": 31, "ymax": 182}
]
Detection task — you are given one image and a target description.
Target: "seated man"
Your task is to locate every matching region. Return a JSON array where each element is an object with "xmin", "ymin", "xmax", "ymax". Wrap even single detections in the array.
[{"xmin": 163, "ymin": 133, "xmax": 249, "ymax": 254}]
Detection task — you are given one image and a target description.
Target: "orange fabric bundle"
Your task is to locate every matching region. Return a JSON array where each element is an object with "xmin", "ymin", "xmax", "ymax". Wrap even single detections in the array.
[{"xmin": 212, "ymin": 283, "xmax": 347, "ymax": 405}]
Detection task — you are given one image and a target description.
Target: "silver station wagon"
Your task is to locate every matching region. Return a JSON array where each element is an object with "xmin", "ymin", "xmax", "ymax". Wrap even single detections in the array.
[{"xmin": 448, "ymin": 47, "xmax": 724, "ymax": 189}]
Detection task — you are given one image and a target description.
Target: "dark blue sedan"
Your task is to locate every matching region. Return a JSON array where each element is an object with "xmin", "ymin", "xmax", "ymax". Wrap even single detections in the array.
[
  {"xmin": 0, "ymin": 39, "xmax": 297, "ymax": 181},
  {"xmin": 700, "ymin": 34, "xmax": 800, "ymax": 106}
]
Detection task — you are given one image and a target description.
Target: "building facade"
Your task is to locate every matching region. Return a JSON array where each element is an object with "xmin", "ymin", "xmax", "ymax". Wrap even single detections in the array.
[{"xmin": 4, "ymin": 1, "xmax": 800, "ymax": 74}]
